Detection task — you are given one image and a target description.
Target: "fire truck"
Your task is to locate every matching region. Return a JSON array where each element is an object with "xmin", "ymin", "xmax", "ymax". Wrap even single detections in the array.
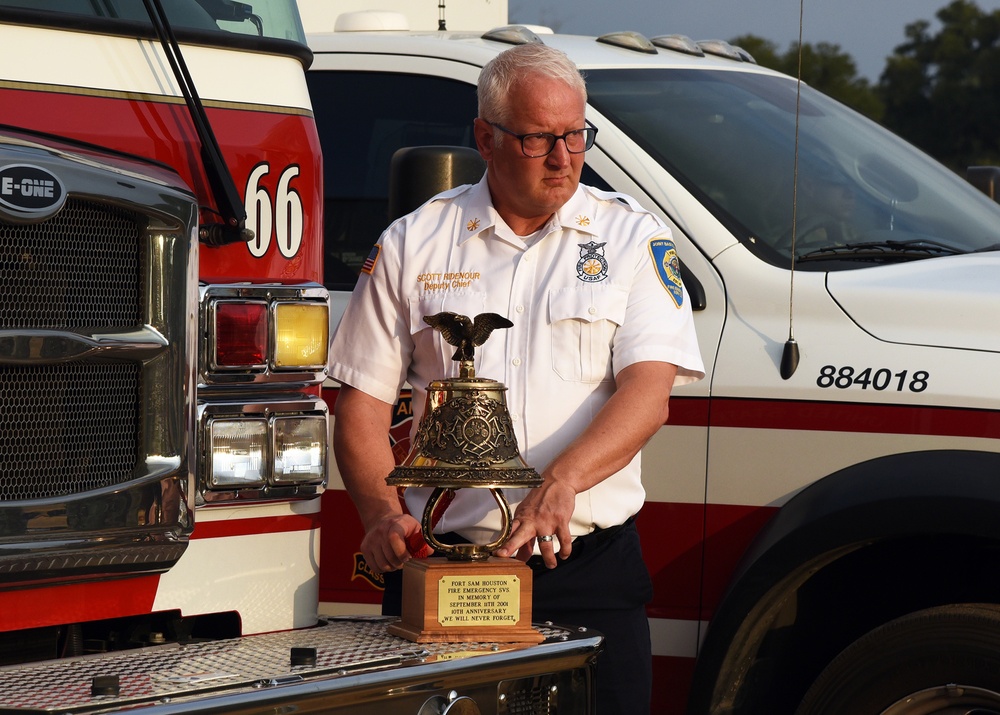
[
  {"xmin": 0, "ymin": 2, "xmax": 599, "ymax": 713},
  {"xmin": 304, "ymin": 1, "xmax": 1000, "ymax": 713}
]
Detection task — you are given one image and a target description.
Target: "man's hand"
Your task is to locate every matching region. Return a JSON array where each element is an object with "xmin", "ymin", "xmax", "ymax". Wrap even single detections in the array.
[
  {"xmin": 495, "ymin": 479, "xmax": 576, "ymax": 567},
  {"xmin": 334, "ymin": 384, "xmax": 418, "ymax": 574},
  {"xmin": 495, "ymin": 361, "xmax": 678, "ymax": 568},
  {"xmin": 360, "ymin": 511, "xmax": 423, "ymax": 574}
]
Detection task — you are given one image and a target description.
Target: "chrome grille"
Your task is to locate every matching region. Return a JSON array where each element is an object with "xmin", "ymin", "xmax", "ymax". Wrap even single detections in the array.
[
  {"xmin": 499, "ymin": 674, "xmax": 559, "ymax": 714},
  {"xmin": 0, "ymin": 137, "xmax": 194, "ymax": 583},
  {"xmin": 0, "ymin": 198, "xmax": 143, "ymax": 329},
  {"xmin": 0, "ymin": 196, "xmax": 145, "ymax": 502},
  {"xmin": 0, "ymin": 362, "xmax": 141, "ymax": 500}
]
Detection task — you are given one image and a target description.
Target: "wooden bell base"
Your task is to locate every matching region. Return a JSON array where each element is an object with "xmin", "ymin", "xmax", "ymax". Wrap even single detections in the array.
[{"xmin": 387, "ymin": 556, "xmax": 544, "ymax": 643}]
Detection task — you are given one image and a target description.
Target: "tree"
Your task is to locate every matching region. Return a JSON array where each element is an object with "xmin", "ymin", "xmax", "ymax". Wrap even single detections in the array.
[
  {"xmin": 879, "ymin": 0, "xmax": 1000, "ymax": 171},
  {"xmin": 730, "ymin": 34, "xmax": 884, "ymax": 121}
]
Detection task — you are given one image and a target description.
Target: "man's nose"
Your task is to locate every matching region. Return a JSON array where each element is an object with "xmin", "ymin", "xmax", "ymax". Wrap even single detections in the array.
[{"xmin": 546, "ymin": 136, "xmax": 572, "ymax": 165}]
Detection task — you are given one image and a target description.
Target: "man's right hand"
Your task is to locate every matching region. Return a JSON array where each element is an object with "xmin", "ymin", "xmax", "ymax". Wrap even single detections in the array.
[
  {"xmin": 360, "ymin": 511, "xmax": 423, "ymax": 574},
  {"xmin": 334, "ymin": 385, "xmax": 420, "ymax": 573}
]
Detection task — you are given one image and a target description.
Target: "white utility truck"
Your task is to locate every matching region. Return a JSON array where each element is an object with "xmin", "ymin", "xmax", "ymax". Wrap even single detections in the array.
[{"xmin": 306, "ymin": 2, "xmax": 1000, "ymax": 713}]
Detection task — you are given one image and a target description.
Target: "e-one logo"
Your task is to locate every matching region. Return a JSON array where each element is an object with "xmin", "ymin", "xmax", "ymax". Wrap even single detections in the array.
[{"xmin": 0, "ymin": 164, "xmax": 66, "ymax": 218}]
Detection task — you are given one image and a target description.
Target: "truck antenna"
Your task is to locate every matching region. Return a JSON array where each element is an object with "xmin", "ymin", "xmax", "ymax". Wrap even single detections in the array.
[
  {"xmin": 438, "ymin": 0, "xmax": 447, "ymax": 30},
  {"xmin": 780, "ymin": 0, "xmax": 806, "ymax": 380}
]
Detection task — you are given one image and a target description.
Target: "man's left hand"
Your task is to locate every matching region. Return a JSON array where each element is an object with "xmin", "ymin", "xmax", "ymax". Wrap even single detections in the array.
[{"xmin": 495, "ymin": 478, "xmax": 576, "ymax": 568}]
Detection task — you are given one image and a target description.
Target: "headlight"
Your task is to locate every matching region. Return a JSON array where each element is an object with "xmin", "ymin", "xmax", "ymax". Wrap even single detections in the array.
[
  {"xmin": 273, "ymin": 416, "xmax": 326, "ymax": 484},
  {"xmin": 208, "ymin": 418, "xmax": 268, "ymax": 488},
  {"xmin": 203, "ymin": 410, "xmax": 327, "ymax": 495}
]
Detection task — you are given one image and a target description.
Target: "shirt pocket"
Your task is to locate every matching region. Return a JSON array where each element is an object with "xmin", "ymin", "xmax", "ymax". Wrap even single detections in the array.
[
  {"xmin": 409, "ymin": 291, "xmax": 489, "ymax": 367},
  {"xmin": 548, "ymin": 285, "xmax": 628, "ymax": 383}
]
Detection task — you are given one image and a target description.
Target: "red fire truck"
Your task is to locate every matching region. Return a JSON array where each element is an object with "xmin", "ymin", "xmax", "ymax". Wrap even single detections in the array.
[{"xmin": 0, "ymin": 2, "xmax": 599, "ymax": 713}]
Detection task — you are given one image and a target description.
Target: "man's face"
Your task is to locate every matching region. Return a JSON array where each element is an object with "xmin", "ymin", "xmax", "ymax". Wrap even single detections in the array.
[{"xmin": 475, "ymin": 76, "xmax": 587, "ymax": 232}]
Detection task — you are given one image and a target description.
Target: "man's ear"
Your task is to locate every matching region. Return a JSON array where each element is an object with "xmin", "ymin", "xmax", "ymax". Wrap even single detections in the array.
[{"xmin": 473, "ymin": 118, "xmax": 494, "ymax": 162}]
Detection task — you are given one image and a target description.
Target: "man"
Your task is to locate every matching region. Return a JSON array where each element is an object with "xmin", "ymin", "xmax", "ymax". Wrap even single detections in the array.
[{"xmin": 330, "ymin": 42, "xmax": 704, "ymax": 713}]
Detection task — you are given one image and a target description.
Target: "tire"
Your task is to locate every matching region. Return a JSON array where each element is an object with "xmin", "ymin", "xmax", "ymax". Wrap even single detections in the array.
[{"xmin": 795, "ymin": 604, "xmax": 1000, "ymax": 715}]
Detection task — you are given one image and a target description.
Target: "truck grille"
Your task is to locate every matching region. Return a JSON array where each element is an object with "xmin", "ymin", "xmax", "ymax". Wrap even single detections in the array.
[
  {"xmin": 0, "ymin": 362, "xmax": 140, "ymax": 500},
  {"xmin": 0, "ymin": 198, "xmax": 144, "ymax": 501},
  {"xmin": 0, "ymin": 198, "xmax": 143, "ymax": 329},
  {"xmin": 499, "ymin": 674, "xmax": 560, "ymax": 714},
  {"xmin": 0, "ymin": 135, "xmax": 194, "ymax": 583}
]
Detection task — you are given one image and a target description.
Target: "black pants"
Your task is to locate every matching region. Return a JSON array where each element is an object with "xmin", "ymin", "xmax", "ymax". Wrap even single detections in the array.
[{"xmin": 382, "ymin": 519, "xmax": 653, "ymax": 715}]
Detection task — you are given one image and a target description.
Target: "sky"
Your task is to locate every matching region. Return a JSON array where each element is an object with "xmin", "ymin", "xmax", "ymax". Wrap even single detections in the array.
[{"xmin": 508, "ymin": 0, "xmax": 1000, "ymax": 81}]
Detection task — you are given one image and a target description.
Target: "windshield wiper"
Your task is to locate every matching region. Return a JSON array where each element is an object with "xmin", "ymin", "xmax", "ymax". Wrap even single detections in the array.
[
  {"xmin": 796, "ymin": 238, "xmax": 964, "ymax": 263},
  {"xmin": 142, "ymin": 0, "xmax": 251, "ymax": 246}
]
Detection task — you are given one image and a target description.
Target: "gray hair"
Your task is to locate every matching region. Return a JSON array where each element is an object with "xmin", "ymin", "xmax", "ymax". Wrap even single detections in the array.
[{"xmin": 477, "ymin": 43, "xmax": 587, "ymax": 126}]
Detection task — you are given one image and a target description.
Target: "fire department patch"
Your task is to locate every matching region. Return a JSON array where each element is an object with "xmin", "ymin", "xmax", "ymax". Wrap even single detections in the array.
[
  {"xmin": 576, "ymin": 241, "xmax": 608, "ymax": 282},
  {"xmin": 648, "ymin": 237, "xmax": 684, "ymax": 308},
  {"xmin": 351, "ymin": 552, "xmax": 385, "ymax": 590},
  {"xmin": 361, "ymin": 244, "xmax": 381, "ymax": 275}
]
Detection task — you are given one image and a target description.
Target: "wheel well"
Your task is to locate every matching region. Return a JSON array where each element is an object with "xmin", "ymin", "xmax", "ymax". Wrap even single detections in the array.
[
  {"xmin": 688, "ymin": 450, "xmax": 1000, "ymax": 715},
  {"xmin": 733, "ymin": 533, "xmax": 1000, "ymax": 714}
]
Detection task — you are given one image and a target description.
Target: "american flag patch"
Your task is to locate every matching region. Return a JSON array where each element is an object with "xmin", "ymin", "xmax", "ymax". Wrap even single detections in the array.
[{"xmin": 361, "ymin": 244, "xmax": 381, "ymax": 274}]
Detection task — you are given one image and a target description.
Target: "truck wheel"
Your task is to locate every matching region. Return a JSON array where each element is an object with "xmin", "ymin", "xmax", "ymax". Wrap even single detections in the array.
[{"xmin": 795, "ymin": 604, "xmax": 1000, "ymax": 715}]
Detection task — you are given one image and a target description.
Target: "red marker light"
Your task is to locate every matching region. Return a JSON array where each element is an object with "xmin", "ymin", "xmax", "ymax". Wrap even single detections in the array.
[{"xmin": 215, "ymin": 302, "xmax": 268, "ymax": 367}]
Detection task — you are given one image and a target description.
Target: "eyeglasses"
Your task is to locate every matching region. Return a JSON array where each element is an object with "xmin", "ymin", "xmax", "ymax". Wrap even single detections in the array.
[{"xmin": 487, "ymin": 120, "xmax": 598, "ymax": 158}]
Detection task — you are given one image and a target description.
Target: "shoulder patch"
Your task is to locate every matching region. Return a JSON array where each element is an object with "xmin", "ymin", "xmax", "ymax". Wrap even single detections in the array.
[
  {"xmin": 361, "ymin": 244, "xmax": 381, "ymax": 275},
  {"xmin": 648, "ymin": 237, "xmax": 685, "ymax": 308}
]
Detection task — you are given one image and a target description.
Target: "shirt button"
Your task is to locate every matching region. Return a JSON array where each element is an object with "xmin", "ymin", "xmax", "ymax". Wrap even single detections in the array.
[
  {"xmin": 512, "ymin": 357, "xmax": 522, "ymax": 367},
  {"xmin": 515, "ymin": 305, "xmax": 525, "ymax": 313},
  {"xmin": 511, "ymin": 413, "xmax": 520, "ymax": 422},
  {"xmin": 588, "ymin": 306, "xmax": 598, "ymax": 315}
]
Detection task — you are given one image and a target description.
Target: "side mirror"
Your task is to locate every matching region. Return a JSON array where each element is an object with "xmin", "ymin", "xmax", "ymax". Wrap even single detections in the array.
[{"xmin": 388, "ymin": 146, "xmax": 486, "ymax": 222}]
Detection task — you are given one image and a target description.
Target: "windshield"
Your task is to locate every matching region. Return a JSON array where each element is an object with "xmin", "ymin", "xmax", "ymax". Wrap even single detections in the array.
[
  {"xmin": 0, "ymin": 0, "xmax": 306, "ymax": 44},
  {"xmin": 586, "ymin": 68, "xmax": 1000, "ymax": 268}
]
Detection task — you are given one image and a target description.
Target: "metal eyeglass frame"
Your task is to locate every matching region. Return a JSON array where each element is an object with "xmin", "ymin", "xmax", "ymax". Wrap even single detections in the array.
[{"xmin": 487, "ymin": 120, "xmax": 598, "ymax": 157}]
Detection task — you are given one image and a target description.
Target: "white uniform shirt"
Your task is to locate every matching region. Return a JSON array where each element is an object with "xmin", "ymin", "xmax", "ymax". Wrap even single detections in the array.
[{"xmin": 329, "ymin": 177, "xmax": 705, "ymax": 543}]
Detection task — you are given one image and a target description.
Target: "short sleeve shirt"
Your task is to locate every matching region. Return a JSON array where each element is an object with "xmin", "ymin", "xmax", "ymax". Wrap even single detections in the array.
[{"xmin": 329, "ymin": 177, "xmax": 705, "ymax": 541}]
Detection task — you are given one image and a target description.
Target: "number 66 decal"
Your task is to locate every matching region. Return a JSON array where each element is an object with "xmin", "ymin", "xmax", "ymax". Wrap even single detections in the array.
[{"xmin": 245, "ymin": 162, "xmax": 303, "ymax": 259}]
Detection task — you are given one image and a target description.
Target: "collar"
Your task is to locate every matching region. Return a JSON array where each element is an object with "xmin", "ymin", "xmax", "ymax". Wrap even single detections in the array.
[
  {"xmin": 456, "ymin": 177, "xmax": 498, "ymax": 246},
  {"xmin": 553, "ymin": 185, "xmax": 600, "ymax": 238},
  {"xmin": 457, "ymin": 176, "xmax": 602, "ymax": 248}
]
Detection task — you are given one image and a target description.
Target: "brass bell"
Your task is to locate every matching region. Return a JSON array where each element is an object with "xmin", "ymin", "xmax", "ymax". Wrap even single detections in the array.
[{"xmin": 387, "ymin": 312, "xmax": 541, "ymax": 561}]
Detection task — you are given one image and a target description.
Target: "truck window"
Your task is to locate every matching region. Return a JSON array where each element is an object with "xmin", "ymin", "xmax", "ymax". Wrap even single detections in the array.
[
  {"xmin": 308, "ymin": 70, "xmax": 615, "ymax": 290},
  {"xmin": 307, "ymin": 71, "xmax": 478, "ymax": 289},
  {"xmin": 586, "ymin": 68, "xmax": 1000, "ymax": 269}
]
